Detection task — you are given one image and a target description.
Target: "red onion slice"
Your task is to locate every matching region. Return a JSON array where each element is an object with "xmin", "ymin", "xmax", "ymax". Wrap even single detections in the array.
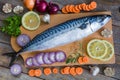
[
  {"xmin": 25, "ymin": 57, "xmax": 33, "ymax": 67},
  {"xmin": 32, "ymin": 57, "xmax": 40, "ymax": 67},
  {"xmin": 49, "ymin": 52, "xmax": 56, "ymax": 63},
  {"xmin": 55, "ymin": 51, "xmax": 66, "ymax": 62},
  {"xmin": 43, "ymin": 53, "xmax": 53, "ymax": 64},
  {"xmin": 10, "ymin": 64, "xmax": 22, "ymax": 76},
  {"xmin": 35, "ymin": 53, "xmax": 44, "ymax": 65}
]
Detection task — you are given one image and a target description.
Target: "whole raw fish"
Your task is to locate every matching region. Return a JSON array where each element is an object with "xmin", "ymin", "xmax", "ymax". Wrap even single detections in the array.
[{"xmin": 3, "ymin": 15, "xmax": 111, "ymax": 66}]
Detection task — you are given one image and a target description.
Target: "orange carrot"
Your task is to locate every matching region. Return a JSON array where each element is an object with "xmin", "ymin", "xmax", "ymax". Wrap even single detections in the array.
[
  {"xmin": 62, "ymin": 7, "xmax": 68, "ymax": 13},
  {"xmin": 53, "ymin": 68, "xmax": 58, "ymax": 74},
  {"xmin": 44, "ymin": 68, "xmax": 51, "ymax": 76},
  {"xmin": 65, "ymin": 5, "xmax": 70, "ymax": 12},
  {"xmin": 81, "ymin": 3, "xmax": 86, "ymax": 10},
  {"xmin": 82, "ymin": 56, "xmax": 89, "ymax": 63},
  {"xmin": 70, "ymin": 67, "xmax": 76, "ymax": 76},
  {"xmin": 75, "ymin": 67, "xmax": 83, "ymax": 75},
  {"xmin": 88, "ymin": 4, "xmax": 93, "ymax": 10},
  {"xmin": 78, "ymin": 4, "xmax": 82, "ymax": 10},
  {"xmin": 63, "ymin": 67, "xmax": 70, "ymax": 74},
  {"xmin": 61, "ymin": 69, "xmax": 65, "ymax": 74},
  {"xmin": 74, "ymin": 5, "xmax": 79, "ymax": 11},
  {"xmin": 78, "ymin": 57, "xmax": 83, "ymax": 64},
  {"xmin": 28, "ymin": 69, "xmax": 35, "ymax": 77},
  {"xmin": 90, "ymin": 1, "xmax": 97, "ymax": 9},
  {"xmin": 35, "ymin": 69, "xmax": 42, "ymax": 77},
  {"xmin": 73, "ymin": 8, "xmax": 80, "ymax": 13},
  {"xmin": 85, "ymin": 5, "xmax": 90, "ymax": 11},
  {"xmin": 69, "ymin": 5, "xmax": 74, "ymax": 12},
  {"xmin": 23, "ymin": 0, "xmax": 35, "ymax": 10}
]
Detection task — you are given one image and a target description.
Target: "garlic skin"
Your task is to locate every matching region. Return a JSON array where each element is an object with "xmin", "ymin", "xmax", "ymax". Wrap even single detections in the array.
[
  {"xmin": 42, "ymin": 14, "xmax": 50, "ymax": 23},
  {"xmin": 2, "ymin": 3, "xmax": 12, "ymax": 13},
  {"xmin": 101, "ymin": 29, "xmax": 113, "ymax": 38},
  {"xmin": 13, "ymin": 5, "xmax": 24, "ymax": 14},
  {"xmin": 89, "ymin": 66, "xmax": 100, "ymax": 76}
]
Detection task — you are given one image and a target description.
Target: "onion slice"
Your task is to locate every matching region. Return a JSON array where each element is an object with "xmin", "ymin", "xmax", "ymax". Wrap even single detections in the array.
[
  {"xmin": 32, "ymin": 57, "xmax": 40, "ymax": 67},
  {"xmin": 35, "ymin": 53, "xmax": 44, "ymax": 65},
  {"xmin": 10, "ymin": 64, "xmax": 22, "ymax": 76},
  {"xmin": 49, "ymin": 52, "xmax": 56, "ymax": 63},
  {"xmin": 43, "ymin": 53, "xmax": 53, "ymax": 64},
  {"xmin": 55, "ymin": 51, "xmax": 66, "ymax": 62},
  {"xmin": 25, "ymin": 57, "xmax": 33, "ymax": 67}
]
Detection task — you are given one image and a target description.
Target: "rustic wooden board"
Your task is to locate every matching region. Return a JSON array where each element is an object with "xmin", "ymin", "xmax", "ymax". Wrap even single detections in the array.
[{"xmin": 10, "ymin": 11, "xmax": 115, "ymax": 67}]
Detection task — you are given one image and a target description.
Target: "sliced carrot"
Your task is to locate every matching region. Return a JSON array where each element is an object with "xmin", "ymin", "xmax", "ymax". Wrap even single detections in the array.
[
  {"xmin": 88, "ymin": 4, "xmax": 93, "ymax": 10},
  {"xmin": 81, "ymin": 3, "xmax": 86, "ymax": 10},
  {"xmin": 90, "ymin": 1, "xmax": 97, "ymax": 9},
  {"xmin": 73, "ymin": 8, "xmax": 80, "ymax": 13},
  {"xmin": 78, "ymin": 57, "xmax": 83, "ymax": 64},
  {"xmin": 75, "ymin": 67, "xmax": 83, "ymax": 75},
  {"xmin": 82, "ymin": 56, "xmax": 89, "ymax": 63},
  {"xmin": 70, "ymin": 67, "xmax": 76, "ymax": 76},
  {"xmin": 65, "ymin": 5, "xmax": 70, "ymax": 12},
  {"xmin": 53, "ymin": 68, "xmax": 58, "ymax": 74},
  {"xmin": 63, "ymin": 67, "xmax": 70, "ymax": 74},
  {"xmin": 74, "ymin": 5, "xmax": 79, "ymax": 11},
  {"xmin": 69, "ymin": 5, "xmax": 74, "ymax": 12},
  {"xmin": 62, "ymin": 7, "xmax": 68, "ymax": 14},
  {"xmin": 44, "ymin": 68, "xmax": 51, "ymax": 76},
  {"xmin": 61, "ymin": 69, "xmax": 65, "ymax": 74},
  {"xmin": 34, "ymin": 69, "xmax": 42, "ymax": 77},
  {"xmin": 78, "ymin": 4, "xmax": 82, "ymax": 10},
  {"xmin": 82, "ymin": 4, "xmax": 87, "ymax": 11},
  {"xmin": 85, "ymin": 5, "xmax": 90, "ymax": 11},
  {"xmin": 28, "ymin": 69, "xmax": 35, "ymax": 77}
]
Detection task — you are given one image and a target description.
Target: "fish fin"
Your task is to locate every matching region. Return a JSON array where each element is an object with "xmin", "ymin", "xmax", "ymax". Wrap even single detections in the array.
[{"xmin": 2, "ymin": 52, "xmax": 18, "ymax": 67}]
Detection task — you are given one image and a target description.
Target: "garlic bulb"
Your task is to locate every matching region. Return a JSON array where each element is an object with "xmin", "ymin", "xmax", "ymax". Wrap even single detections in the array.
[
  {"xmin": 42, "ymin": 14, "xmax": 50, "ymax": 23},
  {"xmin": 104, "ymin": 67, "xmax": 115, "ymax": 77},
  {"xmin": 89, "ymin": 66, "xmax": 100, "ymax": 76},
  {"xmin": 13, "ymin": 5, "xmax": 24, "ymax": 14},
  {"xmin": 2, "ymin": 3, "xmax": 12, "ymax": 13},
  {"xmin": 101, "ymin": 29, "xmax": 113, "ymax": 38}
]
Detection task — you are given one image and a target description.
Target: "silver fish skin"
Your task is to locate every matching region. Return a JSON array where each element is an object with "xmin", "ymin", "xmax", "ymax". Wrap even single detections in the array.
[{"xmin": 19, "ymin": 15, "xmax": 111, "ymax": 54}]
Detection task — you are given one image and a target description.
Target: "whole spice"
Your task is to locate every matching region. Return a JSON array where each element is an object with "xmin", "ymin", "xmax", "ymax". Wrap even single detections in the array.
[
  {"xmin": 2, "ymin": 3, "xmax": 12, "ymax": 13},
  {"xmin": 0, "ymin": 15, "xmax": 21, "ymax": 36},
  {"xmin": 13, "ymin": 5, "xmax": 24, "ymax": 14},
  {"xmin": 101, "ymin": 29, "xmax": 113, "ymax": 38},
  {"xmin": 104, "ymin": 67, "xmax": 115, "ymax": 77},
  {"xmin": 89, "ymin": 66, "xmax": 100, "ymax": 76}
]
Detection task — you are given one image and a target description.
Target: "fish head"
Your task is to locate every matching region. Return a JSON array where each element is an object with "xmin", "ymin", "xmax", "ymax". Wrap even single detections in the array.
[{"xmin": 89, "ymin": 15, "xmax": 111, "ymax": 32}]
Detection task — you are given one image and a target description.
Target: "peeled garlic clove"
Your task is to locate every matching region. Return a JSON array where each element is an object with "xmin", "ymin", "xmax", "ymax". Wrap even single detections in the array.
[
  {"xmin": 42, "ymin": 14, "xmax": 50, "ymax": 23},
  {"xmin": 89, "ymin": 66, "xmax": 100, "ymax": 76},
  {"xmin": 13, "ymin": 5, "xmax": 24, "ymax": 14}
]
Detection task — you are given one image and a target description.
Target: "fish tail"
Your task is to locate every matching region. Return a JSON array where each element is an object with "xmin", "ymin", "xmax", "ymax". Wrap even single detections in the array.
[{"xmin": 2, "ymin": 52, "xmax": 18, "ymax": 67}]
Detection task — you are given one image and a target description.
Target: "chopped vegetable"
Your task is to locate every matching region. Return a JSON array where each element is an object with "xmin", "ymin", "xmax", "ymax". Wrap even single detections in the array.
[
  {"xmin": 82, "ymin": 56, "xmax": 89, "ymax": 63},
  {"xmin": 16, "ymin": 34, "xmax": 30, "ymax": 47},
  {"xmin": 44, "ymin": 68, "xmax": 52, "ymax": 75},
  {"xmin": 49, "ymin": 52, "xmax": 56, "ymax": 63},
  {"xmin": 28, "ymin": 69, "xmax": 35, "ymax": 77},
  {"xmin": 23, "ymin": 0, "xmax": 35, "ymax": 10},
  {"xmin": 63, "ymin": 67, "xmax": 70, "ymax": 74},
  {"xmin": 32, "ymin": 57, "xmax": 40, "ymax": 67},
  {"xmin": 35, "ymin": 69, "xmax": 42, "ymax": 77},
  {"xmin": 35, "ymin": 53, "xmax": 45, "ymax": 65},
  {"xmin": 0, "ymin": 15, "xmax": 21, "ymax": 36},
  {"xmin": 52, "ymin": 68, "xmax": 58, "ymax": 74},
  {"xmin": 55, "ymin": 51, "xmax": 66, "ymax": 62},
  {"xmin": 35, "ymin": 0, "xmax": 48, "ymax": 13},
  {"xmin": 48, "ymin": 2, "xmax": 60, "ymax": 14},
  {"xmin": 25, "ymin": 57, "xmax": 33, "ymax": 67},
  {"xmin": 78, "ymin": 57, "xmax": 83, "ymax": 64},
  {"xmin": 69, "ymin": 67, "xmax": 76, "ymax": 76},
  {"xmin": 60, "ymin": 69, "xmax": 65, "ymax": 74},
  {"xmin": 43, "ymin": 53, "xmax": 53, "ymax": 64},
  {"xmin": 10, "ymin": 64, "xmax": 22, "ymax": 76},
  {"xmin": 75, "ymin": 67, "xmax": 83, "ymax": 75},
  {"xmin": 2, "ymin": 3, "xmax": 12, "ymax": 13},
  {"xmin": 13, "ymin": 5, "xmax": 24, "ymax": 14}
]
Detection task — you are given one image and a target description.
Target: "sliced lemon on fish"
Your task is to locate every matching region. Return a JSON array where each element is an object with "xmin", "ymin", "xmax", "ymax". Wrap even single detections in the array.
[
  {"xmin": 87, "ymin": 39, "xmax": 107, "ymax": 59},
  {"xmin": 99, "ymin": 40, "xmax": 114, "ymax": 61},
  {"xmin": 22, "ymin": 11, "xmax": 40, "ymax": 30}
]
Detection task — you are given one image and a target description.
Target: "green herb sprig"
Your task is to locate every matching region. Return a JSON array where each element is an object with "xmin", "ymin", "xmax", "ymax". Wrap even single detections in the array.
[{"xmin": 0, "ymin": 15, "xmax": 22, "ymax": 37}]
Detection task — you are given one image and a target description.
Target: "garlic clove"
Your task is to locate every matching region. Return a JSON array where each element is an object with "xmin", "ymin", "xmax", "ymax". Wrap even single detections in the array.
[
  {"xmin": 42, "ymin": 14, "xmax": 50, "ymax": 23},
  {"xmin": 89, "ymin": 66, "xmax": 100, "ymax": 76},
  {"xmin": 13, "ymin": 5, "xmax": 24, "ymax": 14}
]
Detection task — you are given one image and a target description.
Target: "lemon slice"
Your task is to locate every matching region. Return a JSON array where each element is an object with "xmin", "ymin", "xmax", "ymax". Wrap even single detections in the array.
[
  {"xmin": 87, "ymin": 39, "xmax": 107, "ymax": 59},
  {"xmin": 99, "ymin": 40, "xmax": 114, "ymax": 61},
  {"xmin": 22, "ymin": 11, "xmax": 40, "ymax": 30}
]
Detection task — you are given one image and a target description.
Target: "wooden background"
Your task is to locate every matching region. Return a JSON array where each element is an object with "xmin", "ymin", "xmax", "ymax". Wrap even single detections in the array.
[{"xmin": 0, "ymin": 0, "xmax": 120, "ymax": 80}]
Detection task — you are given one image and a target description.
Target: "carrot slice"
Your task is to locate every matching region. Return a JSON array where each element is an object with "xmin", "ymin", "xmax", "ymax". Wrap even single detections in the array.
[
  {"xmin": 28, "ymin": 69, "xmax": 35, "ymax": 77},
  {"xmin": 78, "ymin": 57, "xmax": 83, "ymax": 64},
  {"xmin": 63, "ymin": 67, "xmax": 70, "ymax": 74},
  {"xmin": 65, "ymin": 5, "xmax": 70, "ymax": 12},
  {"xmin": 70, "ymin": 67, "xmax": 76, "ymax": 76},
  {"xmin": 62, "ymin": 7, "xmax": 68, "ymax": 14},
  {"xmin": 88, "ymin": 4, "xmax": 93, "ymax": 10},
  {"xmin": 82, "ymin": 56, "xmax": 89, "ymax": 63},
  {"xmin": 85, "ymin": 5, "xmax": 90, "ymax": 11},
  {"xmin": 69, "ymin": 5, "xmax": 74, "ymax": 12},
  {"xmin": 90, "ymin": 1, "xmax": 97, "ymax": 9},
  {"xmin": 75, "ymin": 5, "xmax": 79, "ymax": 11},
  {"xmin": 53, "ymin": 68, "xmax": 58, "ymax": 74},
  {"xmin": 73, "ymin": 8, "xmax": 80, "ymax": 13},
  {"xmin": 78, "ymin": 4, "xmax": 82, "ymax": 10},
  {"xmin": 61, "ymin": 69, "xmax": 65, "ymax": 74},
  {"xmin": 75, "ymin": 67, "xmax": 83, "ymax": 75},
  {"xmin": 44, "ymin": 68, "xmax": 51, "ymax": 76},
  {"xmin": 81, "ymin": 3, "xmax": 86, "ymax": 10},
  {"xmin": 35, "ymin": 69, "xmax": 42, "ymax": 77}
]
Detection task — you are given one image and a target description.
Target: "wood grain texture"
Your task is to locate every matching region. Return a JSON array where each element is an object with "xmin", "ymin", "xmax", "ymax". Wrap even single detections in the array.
[{"xmin": 0, "ymin": 0, "xmax": 120, "ymax": 80}]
